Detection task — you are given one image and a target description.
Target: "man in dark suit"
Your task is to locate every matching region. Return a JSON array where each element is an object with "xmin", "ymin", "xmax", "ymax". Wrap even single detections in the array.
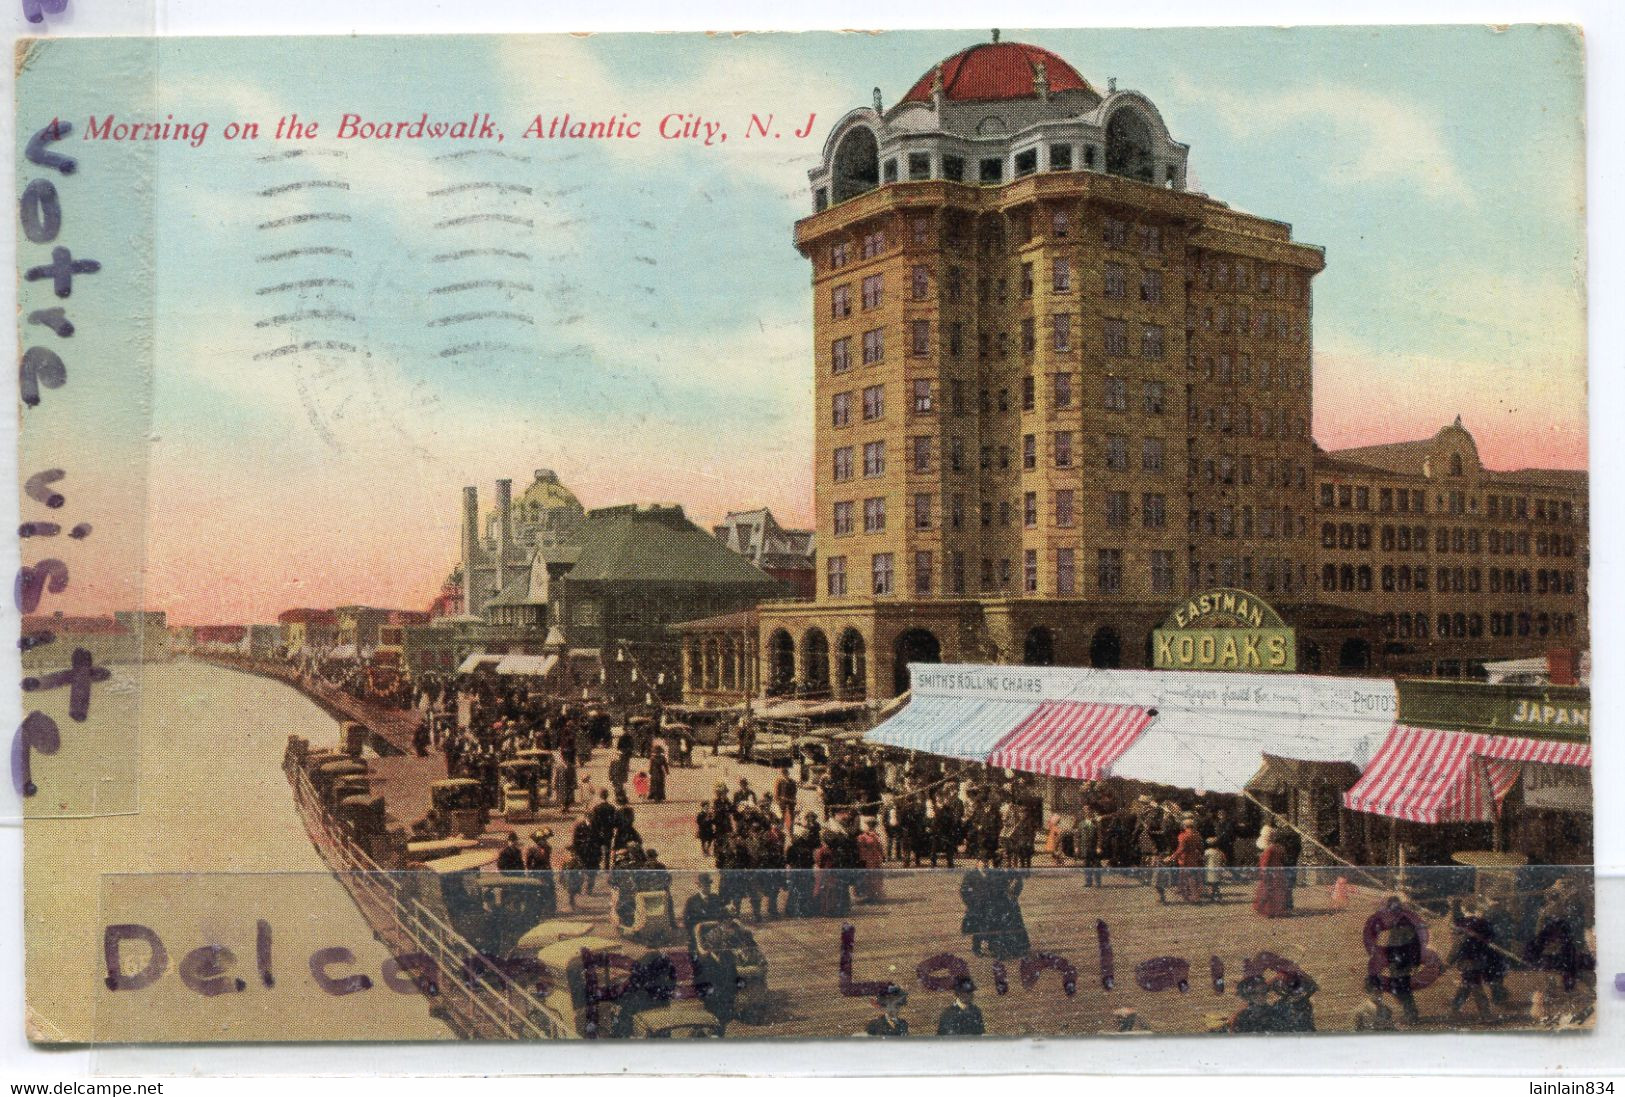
[{"xmin": 936, "ymin": 975, "xmax": 985, "ymax": 1036}]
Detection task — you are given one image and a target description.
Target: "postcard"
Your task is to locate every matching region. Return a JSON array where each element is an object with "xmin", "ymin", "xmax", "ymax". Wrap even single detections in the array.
[{"xmin": 13, "ymin": 27, "xmax": 1595, "ymax": 1044}]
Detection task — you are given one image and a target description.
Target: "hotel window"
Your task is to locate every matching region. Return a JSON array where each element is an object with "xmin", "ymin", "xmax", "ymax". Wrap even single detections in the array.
[
  {"xmin": 1057, "ymin": 549, "xmax": 1077, "ymax": 594},
  {"xmin": 872, "ymin": 553, "xmax": 894, "ymax": 596},
  {"xmin": 862, "ymin": 328, "xmax": 884, "ymax": 364},
  {"xmin": 883, "ymin": 159, "xmax": 897, "ymax": 183},
  {"xmin": 861, "ymin": 230, "xmax": 885, "ymax": 259},
  {"xmin": 862, "ymin": 496, "xmax": 886, "ymax": 533},
  {"xmin": 1014, "ymin": 148, "xmax": 1039, "ymax": 177},
  {"xmin": 1105, "ymin": 491, "xmax": 1129, "ymax": 528},
  {"xmin": 949, "ymin": 437, "xmax": 964, "ymax": 472},
  {"xmin": 862, "ymin": 384, "xmax": 884, "ymax": 420},
  {"xmin": 1144, "ymin": 550, "xmax": 1173, "ymax": 594},
  {"xmin": 826, "ymin": 556, "xmax": 847, "ymax": 596},
  {"xmin": 908, "ymin": 153, "xmax": 931, "ymax": 182},
  {"xmin": 830, "ymin": 242, "xmax": 849, "ymax": 269},
  {"xmin": 1139, "ymin": 224, "xmax": 1163, "ymax": 254},
  {"xmin": 911, "ymin": 265, "xmax": 929, "ymax": 301},
  {"xmin": 1021, "ymin": 262, "xmax": 1035, "ymax": 299},
  {"xmin": 998, "ymin": 445, "xmax": 1010, "ymax": 469},
  {"xmin": 1104, "ymin": 319, "xmax": 1129, "ymax": 356},
  {"xmin": 832, "ymin": 446, "xmax": 853, "ymax": 482},
  {"xmin": 1052, "ymin": 314, "xmax": 1072, "ymax": 353},
  {"xmin": 950, "ymin": 494, "xmax": 964, "ymax": 529},
  {"xmin": 1141, "ymin": 436, "xmax": 1164, "ymax": 472},
  {"xmin": 1143, "ymin": 380, "xmax": 1165, "ymax": 414},
  {"xmin": 831, "ymin": 391, "xmax": 852, "ymax": 427},
  {"xmin": 999, "ymin": 500, "xmax": 1011, "ymax": 525},
  {"xmin": 1356, "ymin": 487, "xmax": 1370, "ymax": 510},
  {"xmin": 1358, "ymin": 565, "xmax": 1372, "ymax": 592},
  {"xmin": 1321, "ymin": 564, "xmax": 1336, "ymax": 591},
  {"xmin": 913, "ymin": 493, "xmax": 932, "ymax": 530},
  {"xmin": 1021, "ymin": 375, "xmax": 1036, "ymax": 411},
  {"xmin": 1022, "ymin": 318, "xmax": 1037, "ymax": 353},
  {"xmin": 911, "ymin": 321, "xmax": 931, "ymax": 357},
  {"xmin": 913, "ymin": 551, "xmax": 933, "ymax": 596},
  {"xmin": 861, "ymin": 274, "xmax": 883, "ymax": 310},
  {"xmin": 1053, "ymin": 373, "xmax": 1073, "ymax": 408},
  {"xmin": 980, "ymin": 445, "xmax": 993, "ymax": 470},
  {"xmin": 1140, "ymin": 269, "xmax": 1163, "ymax": 303},
  {"xmin": 1097, "ymin": 549, "xmax": 1124, "ymax": 593},
  {"xmin": 1055, "ymin": 431, "xmax": 1075, "ymax": 468},
  {"xmin": 862, "ymin": 440, "xmax": 885, "ymax": 477},
  {"xmin": 1104, "ymin": 434, "xmax": 1128, "ymax": 470},
  {"xmin": 1104, "ymin": 377, "xmax": 1129, "ymax": 412},
  {"xmin": 1055, "ymin": 489, "xmax": 1075, "ymax": 527},
  {"xmin": 1104, "ymin": 262, "xmax": 1127, "ymax": 299},
  {"xmin": 1024, "ymin": 491, "xmax": 1039, "ymax": 528},
  {"xmin": 911, "ymin": 380, "xmax": 934, "ymax": 416},
  {"xmin": 1023, "ymin": 434, "xmax": 1037, "ymax": 470},
  {"xmin": 950, "ymin": 552, "xmax": 966, "ymax": 594},
  {"xmin": 979, "ymin": 158, "xmax": 1003, "ymax": 184},
  {"xmin": 1143, "ymin": 493, "xmax": 1167, "ymax": 529},
  {"xmin": 832, "ymin": 284, "xmax": 851, "ymax": 318},
  {"xmin": 941, "ymin": 154, "xmax": 965, "ymax": 182},
  {"xmin": 912, "ymin": 435, "xmax": 931, "ymax": 473},
  {"xmin": 1053, "ymin": 257, "xmax": 1072, "ymax": 292},
  {"xmin": 833, "ymin": 501, "xmax": 853, "ymax": 536},
  {"xmin": 980, "ymin": 502, "xmax": 993, "ymax": 528},
  {"xmin": 831, "ymin": 337, "xmax": 852, "ymax": 374},
  {"xmin": 1021, "ymin": 549, "xmax": 1039, "ymax": 592},
  {"xmin": 1103, "ymin": 217, "xmax": 1128, "ymax": 247},
  {"xmin": 1382, "ymin": 565, "xmax": 1395, "ymax": 591}
]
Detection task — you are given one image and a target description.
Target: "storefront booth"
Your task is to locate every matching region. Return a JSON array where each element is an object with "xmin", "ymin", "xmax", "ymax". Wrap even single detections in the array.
[
  {"xmin": 1341, "ymin": 680, "xmax": 1592, "ymax": 871},
  {"xmin": 863, "ymin": 662, "xmax": 1399, "ymax": 866}
]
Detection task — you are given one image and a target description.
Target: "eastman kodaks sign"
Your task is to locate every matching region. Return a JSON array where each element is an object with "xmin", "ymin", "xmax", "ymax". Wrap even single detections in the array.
[{"xmin": 1152, "ymin": 588, "xmax": 1297, "ymax": 673}]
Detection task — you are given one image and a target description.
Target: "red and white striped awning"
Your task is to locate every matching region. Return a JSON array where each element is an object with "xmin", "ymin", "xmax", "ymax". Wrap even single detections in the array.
[
  {"xmin": 1343, "ymin": 724, "xmax": 1591, "ymax": 824},
  {"xmin": 985, "ymin": 700, "xmax": 1152, "ymax": 781}
]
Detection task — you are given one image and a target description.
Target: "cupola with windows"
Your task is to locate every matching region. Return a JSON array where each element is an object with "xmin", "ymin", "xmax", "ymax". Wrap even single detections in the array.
[{"xmin": 809, "ymin": 31, "xmax": 1191, "ymax": 211}]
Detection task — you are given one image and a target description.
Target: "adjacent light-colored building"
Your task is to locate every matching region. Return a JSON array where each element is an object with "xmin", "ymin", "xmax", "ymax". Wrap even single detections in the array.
[{"xmin": 1313, "ymin": 419, "xmax": 1588, "ymax": 677}]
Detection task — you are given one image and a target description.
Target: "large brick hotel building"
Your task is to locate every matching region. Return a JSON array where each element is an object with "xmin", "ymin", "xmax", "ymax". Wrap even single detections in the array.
[{"xmin": 748, "ymin": 35, "xmax": 1587, "ymax": 701}]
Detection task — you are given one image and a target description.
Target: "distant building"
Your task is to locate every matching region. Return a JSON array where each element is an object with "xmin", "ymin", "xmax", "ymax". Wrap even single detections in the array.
[
  {"xmin": 713, "ymin": 509, "xmax": 816, "ymax": 599},
  {"xmin": 248, "ymin": 624, "xmax": 283, "ymax": 659},
  {"xmin": 20, "ymin": 613, "xmax": 138, "ymax": 669},
  {"xmin": 550, "ymin": 504, "xmax": 787, "ymax": 694},
  {"xmin": 192, "ymin": 624, "xmax": 249, "ymax": 653},
  {"xmin": 277, "ymin": 608, "xmax": 338, "ymax": 656},
  {"xmin": 454, "ymin": 469, "xmax": 586, "ymax": 618},
  {"xmin": 113, "ymin": 610, "xmax": 172, "ymax": 661}
]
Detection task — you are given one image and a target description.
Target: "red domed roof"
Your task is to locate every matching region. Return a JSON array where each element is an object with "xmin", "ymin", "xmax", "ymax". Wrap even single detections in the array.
[{"xmin": 901, "ymin": 40, "xmax": 1091, "ymax": 105}]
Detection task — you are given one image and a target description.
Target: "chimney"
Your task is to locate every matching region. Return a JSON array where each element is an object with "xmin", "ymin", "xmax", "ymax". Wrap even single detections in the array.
[
  {"xmin": 496, "ymin": 478, "xmax": 514, "ymax": 595},
  {"xmin": 461, "ymin": 485, "xmax": 482, "ymax": 616}
]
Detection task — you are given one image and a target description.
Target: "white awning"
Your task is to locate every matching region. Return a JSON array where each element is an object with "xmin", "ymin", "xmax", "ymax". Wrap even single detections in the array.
[
  {"xmin": 457, "ymin": 653, "xmax": 502, "ymax": 674},
  {"xmin": 1111, "ymin": 674, "xmax": 1397, "ymax": 794},
  {"xmin": 864, "ymin": 663, "xmax": 1398, "ymax": 793},
  {"xmin": 495, "ymin": 654, "xmax": 558, "ymax": 677},
  {"xmin": 865, "ymin": 694, "xmax": 1043, "ymax": 760}
]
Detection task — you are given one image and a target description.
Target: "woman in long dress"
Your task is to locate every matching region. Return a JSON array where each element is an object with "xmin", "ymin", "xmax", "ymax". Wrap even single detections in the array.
[
  {"xmin": 1253, "ymin": 826, "xmax": 1290, "ymax": 918},
  {"xmin": 1174, "ymin": 819, "xmax": 1206, "ymax": 903},
  {"xmin": 855, "ymin": 819, "xmax": 886, "ymax": 902},
  {"xmin": 813, "ymin": 840, "xmax": 850, "ymax": 916}
]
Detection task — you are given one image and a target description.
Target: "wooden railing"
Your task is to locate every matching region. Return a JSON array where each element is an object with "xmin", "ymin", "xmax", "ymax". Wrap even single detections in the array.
[{"xmin": 287, "ymin": 762, "xmax": 558, "ymax": 1040}]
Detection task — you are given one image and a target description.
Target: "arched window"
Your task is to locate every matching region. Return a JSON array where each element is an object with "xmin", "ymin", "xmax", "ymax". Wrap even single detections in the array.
[
  {"xmin": 1450, "ymin": 452, "xmax": 1464, "ymax": 476},
  {"xmin": 1105, "ymin": 109, "xmax": 1156, "ymax": 183}
]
